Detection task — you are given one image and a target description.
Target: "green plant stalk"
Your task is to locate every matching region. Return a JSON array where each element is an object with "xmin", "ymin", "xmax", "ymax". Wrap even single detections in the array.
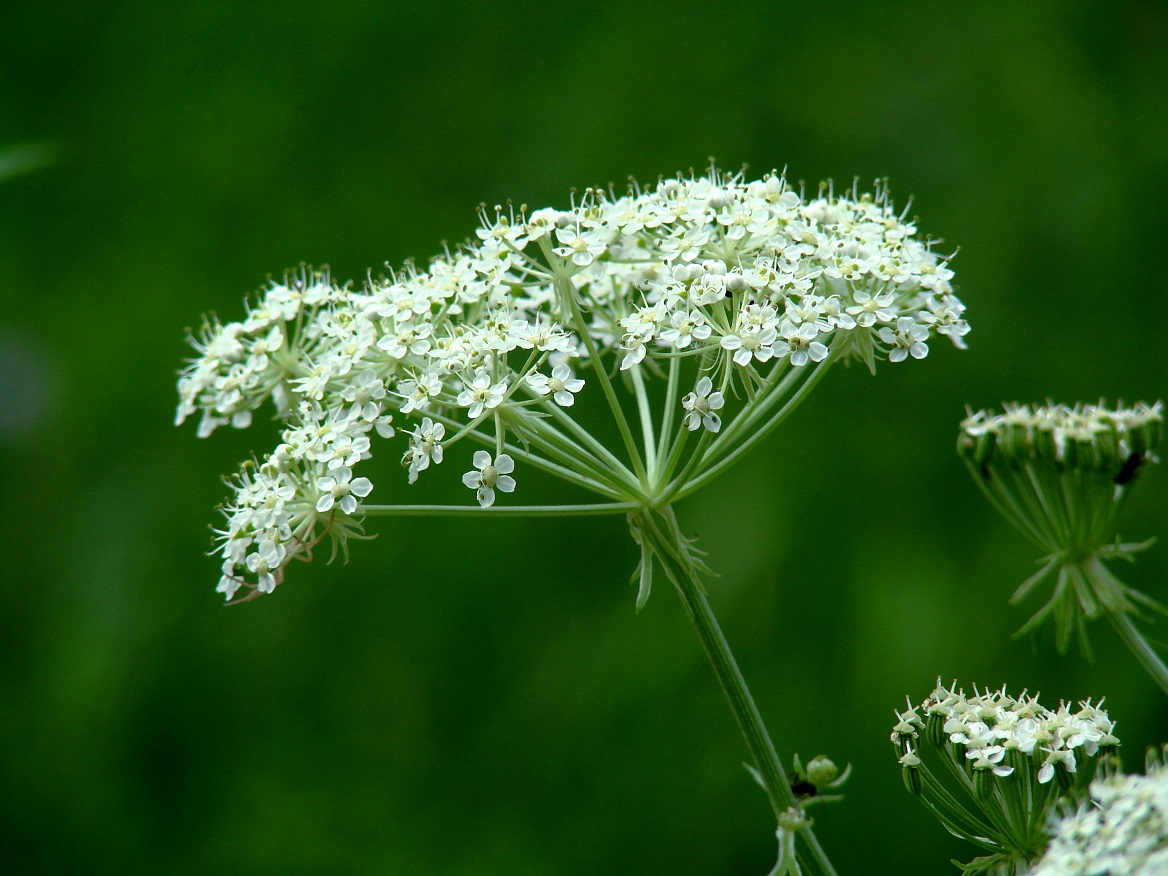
[
  {"xmin": 363, "ymin": 502, "xmax": 638, "ymax": 517},
  {"xmin": 1106, "ymin": 604, "xmax": 1168, "ymax": 696},
  {"xmin": 637, "ymin": 506, "xmax": 838, "ymax": 876}
]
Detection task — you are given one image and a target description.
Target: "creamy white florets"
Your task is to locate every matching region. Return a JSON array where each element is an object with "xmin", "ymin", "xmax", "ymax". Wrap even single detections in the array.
[
  {"xmin": 893, "ymin": 680, "xmax": 1118, "ymax": 786},
  {"xmin": 178, "ymin": 168, "xmax": 966, "ymax": 599},
  {"xmin": 1033, "ymin": 756, "xmax": 1168, "ymax": 876}
]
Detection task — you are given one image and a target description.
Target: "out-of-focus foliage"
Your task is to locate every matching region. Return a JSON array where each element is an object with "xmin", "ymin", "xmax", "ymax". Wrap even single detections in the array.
[{"xmin": 1, "ymin": 2, "xmax": 1166, "ymax": 873}]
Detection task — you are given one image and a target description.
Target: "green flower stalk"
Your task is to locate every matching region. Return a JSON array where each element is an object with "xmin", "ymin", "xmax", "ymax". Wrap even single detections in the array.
[
  {"xmin": 892, "ymin": 681, "xmax": 1120, "ymax": 875},
  {"xmin": 178, "ymin": 165, "xmax": 968, "ymax": 874},
  {"xmin": 958, "ymin": 402, "xmax": 1168, "ymax": 693}
]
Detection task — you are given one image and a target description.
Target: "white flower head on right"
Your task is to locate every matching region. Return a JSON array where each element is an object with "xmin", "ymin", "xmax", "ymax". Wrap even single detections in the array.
[{"xmin": 1032, "ymin": 747, "xmax": 1168, "ymax": 876}]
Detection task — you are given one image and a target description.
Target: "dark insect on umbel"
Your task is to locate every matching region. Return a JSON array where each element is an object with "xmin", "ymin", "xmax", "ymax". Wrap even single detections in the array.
[
  {"xmin": 789, "ymin": 778, "xmax": 818, "ymax": 798},
  {"xmin": 1115, "ymin": 452, "xmax": 1144, "ymax": 486}
]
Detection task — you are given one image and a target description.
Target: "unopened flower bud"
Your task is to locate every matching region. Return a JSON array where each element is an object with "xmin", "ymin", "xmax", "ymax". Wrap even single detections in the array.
[
  {"xmin": 902, "ymin": 763, "xmax": 922, "ymax": 797},
  {"xmin": 925, "ymin": 711, "xmax": 948, "ymax": 748},
  {"xmin": 958, "ymin": 401, "xmax": 1163, "ymax": 644},
  {"xmin": 1033, "ymin": 427, "xmax": 1058, "ymax": 463},
  {"xmin": 974, "ymin": 767, "xmax": 995, "ymax": 800},
  {"xmin": 805, "ymin": 756, "xmax": 838, "ymax": 787},
  {"xmin": 1000, "ymin": 422, "xmax": 1030, "ymax": 459}
]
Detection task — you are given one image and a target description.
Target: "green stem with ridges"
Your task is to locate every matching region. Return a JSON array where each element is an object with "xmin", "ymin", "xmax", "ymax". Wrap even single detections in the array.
[
  {"xmin": 530, "ymin": 393, "xmax": 640, "ymax": 485},
  {"xmin": 1106, "ymin": 605, "xmax": 1168, "ymax": 697},
  {"xmin": 636, "ymin": 506, "xmax": 838, "ymax": 876}
]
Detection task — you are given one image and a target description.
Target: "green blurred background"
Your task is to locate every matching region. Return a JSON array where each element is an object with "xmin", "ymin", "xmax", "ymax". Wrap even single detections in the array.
[{"xmin": 3, "ymin": 1, "xmax": 1167, "ymax": 873}]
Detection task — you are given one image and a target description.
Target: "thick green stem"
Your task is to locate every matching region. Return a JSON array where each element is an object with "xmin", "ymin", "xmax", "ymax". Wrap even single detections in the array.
[
  {"xmin": 638, "ymin": 507, "xmax": 838, "ymax": 876},
  {"xmin": 1107, "ymin": 609, "xmax": 1168, "ymax": 697}
]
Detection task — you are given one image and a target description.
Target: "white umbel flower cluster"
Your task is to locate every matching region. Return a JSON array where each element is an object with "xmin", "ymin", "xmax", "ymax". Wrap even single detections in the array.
[
  {"xmin": 897, "ymin": 682, "xmax": 1116, "ymax": 784},
  {"xmin": 893, "ymin": 681, "xmax": 1119, "ymax": 874},
  {"xmin": 177, "ymin": 166, "xmax": 967, "ymax": 600},
  {"xmin": 894, "ymin": 680, "xmax": 1119, "ymax": 786},
  {"xmin": 1033, "ymin": 752, "xmax": 1168, "ymax": 876}
]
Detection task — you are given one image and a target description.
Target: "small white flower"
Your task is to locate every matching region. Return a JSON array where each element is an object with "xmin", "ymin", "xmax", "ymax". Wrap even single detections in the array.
[
  {"xmin": 527, "ymin": 364, "xmax": 585, "ymax": 407},
  {"xmin": 340, "ymin": 370, "xmax": 388, "ymax": 421},
  {"xmin": 374, "ymin": 414, "xmax": 395, "ymax": 439},
  {"xmin": 316, "ymin": 466, "xmax": 374, "ymax": 515},
  {"xmin": 553, "ymin": 223, "xmax": 607, "ymax": 267},
  {"xmin": 659, "ymin": 226, "xmax": 710, "ymax": 263},
  {"xmin": 246, "ymin": 538, "xmax": 287, "ymax": 594},
  {"xmin": 1037, "ymin": 744, "xmax": 1076, "ymax": 785},
  {"xmin": 619, "ymin": 332, "xmax": 650, "ymax": 371},
  {"xmin": 217, "ymin": 571, "xmax": 244, "ymax": 601},
  {"xmin": 681, "ymin": 377, "xmax": 724, "ymax": 432},
  {"xmin": 403, "ymin": 417, "xmax": 446, "ymax": 484},
  {"xmin": 660, "ymin": 309, "xmax": 712, "ymax": 350},
  {"xmin": 457, "ymin": 370, "xmax": 507, "ymax": 419},
  {"xmin": 721, "ymin": 326, "xmax": 779, "ymax": 366},
  {"xmin": 398, "ymin": 371, "xmax": 443, "ymax": 415},
  {"xmin": 461, "ymin": 451, "xmax": 516, "ymax": 508},
  {"xmin": 318, "ymin": 433, "xmax": 372, "ymax": 471},
  {"xmin": 246, "ymin": 325, "xmax": 285, "ymax": 370},
  {"xmin": 879, "ymin": 316, "xmax": 930, "ymax": 363},
  {"xmin": 781, "ymin": 320, "xmax": 829, "ymax": 367}
]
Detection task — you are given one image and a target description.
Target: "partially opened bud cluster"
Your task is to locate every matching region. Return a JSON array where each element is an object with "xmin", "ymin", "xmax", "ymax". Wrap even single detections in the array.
[
  {"xmin": 176, "ymin": 166, "xmax": 966, "ymax": 601},
  {"xmin": 959, "ymin": 402, "xmax": 1162, "ymax": 479},
  {"xmin": 893, "ymin": 680, "xmax": 1118, "ymax": 873},
  {"xmin": 958, "ymin": 402, "xmax": 1163, "ymax": 650}
]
